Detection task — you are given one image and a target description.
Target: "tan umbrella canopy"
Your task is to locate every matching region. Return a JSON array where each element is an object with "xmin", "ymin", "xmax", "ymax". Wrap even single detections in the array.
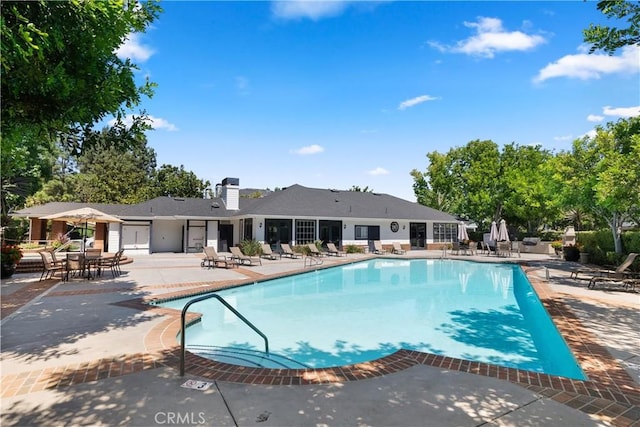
[
  {"xmin": 41, "ymin": 207, "xmax": 123, "ymax": 224},
  {"xmin": 41, "ymin": 207, "xmax": 123, "ymax": 251}
]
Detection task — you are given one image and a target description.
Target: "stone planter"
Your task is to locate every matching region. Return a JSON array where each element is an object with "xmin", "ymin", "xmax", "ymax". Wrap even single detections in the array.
[{"xmin": 579, "ymin": 252, "xmax": 589, "ymax": 264}]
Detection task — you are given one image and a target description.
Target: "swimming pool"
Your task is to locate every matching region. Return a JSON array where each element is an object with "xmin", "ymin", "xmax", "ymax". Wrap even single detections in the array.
[{"xmin": 159, "ymin": 259, "xmax": 585, "ymax": 380}]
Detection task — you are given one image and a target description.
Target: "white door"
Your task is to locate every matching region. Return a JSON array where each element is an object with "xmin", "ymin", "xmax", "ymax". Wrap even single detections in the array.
[{"xmin": 122, "ymin": 224, "xmax": 150, "ymax": 254}]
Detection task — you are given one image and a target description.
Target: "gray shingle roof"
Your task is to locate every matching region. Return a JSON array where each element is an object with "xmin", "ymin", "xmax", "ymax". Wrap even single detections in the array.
[
  {"xmin": 13, "ymin": 185, "xmax": 457, "ymax": 222},
  {"xmin": 237, "ymin": 185, "xmax": 457, "ymax": 221}
]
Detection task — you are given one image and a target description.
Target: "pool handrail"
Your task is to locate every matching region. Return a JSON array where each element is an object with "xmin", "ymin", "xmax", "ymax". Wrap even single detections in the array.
[{"xmin": 180, "ymin": 292, "xmax": 269, "ymax": 376}]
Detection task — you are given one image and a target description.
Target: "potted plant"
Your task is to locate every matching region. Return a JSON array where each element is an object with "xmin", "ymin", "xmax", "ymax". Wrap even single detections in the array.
[
  {"xmin": 563, "ymin": 243, "xmax": 580, "ymax": 262},
  {"xmin": 551, "ymin": 240, "xmax": 563, "ymax": 256},
  {"xmin": 1, "ymin": 244, "xmax": 23, "ymax": 278}
]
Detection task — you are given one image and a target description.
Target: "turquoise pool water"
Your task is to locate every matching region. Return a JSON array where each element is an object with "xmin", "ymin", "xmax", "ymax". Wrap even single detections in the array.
[{"xmin": 159, "ymin": 259, "xmax": 586, "ymax": 379}]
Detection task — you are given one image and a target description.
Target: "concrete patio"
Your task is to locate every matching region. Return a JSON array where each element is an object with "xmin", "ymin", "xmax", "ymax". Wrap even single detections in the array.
[{"xmin": 1, "ymin": 250, "xmax": 638, "ymax": 426}]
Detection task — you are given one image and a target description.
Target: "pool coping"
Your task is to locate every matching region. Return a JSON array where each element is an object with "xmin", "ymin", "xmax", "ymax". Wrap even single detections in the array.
[{"xmin": 120, "ymin": 258, "xmax": 640, "ymax": 425}]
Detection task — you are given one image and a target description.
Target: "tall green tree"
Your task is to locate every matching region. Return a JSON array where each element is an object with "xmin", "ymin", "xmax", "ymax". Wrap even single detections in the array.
[
  {"xmin": 500, "ymin": 144, "xmax": 559, "ymax": 233},
  {"xmin": 583, "ymin": 0, "xmax": 640, "ymax": 54},
  {"xmin": 153, "ymin": 165, "xmax": 211, "ymax": 198},
  {"xmin": 553, "ymin": 117, "xmax": 640, "ymax": 253},
  {"xmin": 1, "ymin": 0, "xmax": 161, "ymax": 224},
  {"xmin": 1, "ymin": 0, "xmax": 161, "ymax": 134},
  {"xmin": 412, "ymin": 140, "xmax": 561, "ymax": 233}
]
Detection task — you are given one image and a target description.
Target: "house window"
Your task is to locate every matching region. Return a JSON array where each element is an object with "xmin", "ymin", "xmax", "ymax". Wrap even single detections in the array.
[
  {"xmin": 355, "ymin": 225, "xmax": 368, "ymax": 240},
  {"xmin": 355, "ymin": 225, "xmax": 380, "ymax": 240},
  {"xmin": 242, "ymin": 219, "xmax": 253, "ymax": 241},
  {"xmin": 295, "ymin": 220, "xmax": 316, "ymax": 244},
  {"xmin": 433, "ymin": 223, "xmax": 457, "ymax": 242}
]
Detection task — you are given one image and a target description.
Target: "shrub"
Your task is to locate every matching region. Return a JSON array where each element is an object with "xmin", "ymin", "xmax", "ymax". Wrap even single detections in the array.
[
  {"xmin": 345, "ymin": 244, "xmax": 365, "ymax": 254},
  {"xmin": 239, "ymin": 239, "xmax": 261, "ymax": 256},
  {"xmin": 1, "ymin": 244, "xmax": 23, "ymax": 265},
  {"xmin": 51, "ymin": 233, "xmax": 70, "ymax": 249}
]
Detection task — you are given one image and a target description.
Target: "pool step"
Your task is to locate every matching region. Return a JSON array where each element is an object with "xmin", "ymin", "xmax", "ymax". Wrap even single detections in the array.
[{"xmin": 186, "ymin": 345, "xmax": 310, "ymax": 369}]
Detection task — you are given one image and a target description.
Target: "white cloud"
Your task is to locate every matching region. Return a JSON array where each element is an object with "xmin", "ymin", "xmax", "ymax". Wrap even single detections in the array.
[
  {"xmin": 587, "ymin": 114, "xmax": 604, "ymax": 122},
  {"xmin": 602, "ymin": 105, "xmax": 640, "ymax": 118},
  {"xmin": 367, "ymin": 167, "xmax": 390, "ymax": 176},
  {"xmin": 293, "ymin": 144, "xmax": 324, "ymax": 155},
  {"xmin": 398, "ymin": 95, "xmax": 439, "ymax": 110},
  {"xmin": 147, "ymin": 116, "xmax": 179, "ymax": 131},
  {"xmin": 533, "ymin": 45, "xmax": 640, "ymax": 83},
  {"xmin": 115, "ymin": 33, "xmax": 154, "ymax": 62},
  {"xmin": 429, "ymin": 17, "xmax": 546, "ymax": 58},
  {"xmin": 271, "ymin": 1, "xmax": 349, "ymax": 21}
]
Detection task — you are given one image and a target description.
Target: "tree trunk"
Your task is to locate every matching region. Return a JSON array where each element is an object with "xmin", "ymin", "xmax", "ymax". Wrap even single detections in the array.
[{"xmin": 607, "ymin": 212, "xmax": 624, "ymax": 254}]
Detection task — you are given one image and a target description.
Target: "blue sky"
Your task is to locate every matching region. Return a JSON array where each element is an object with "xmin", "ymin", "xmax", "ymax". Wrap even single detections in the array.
[{"xmin": 115, "ymin": 1, "xmax": 639, "ymax": 202}]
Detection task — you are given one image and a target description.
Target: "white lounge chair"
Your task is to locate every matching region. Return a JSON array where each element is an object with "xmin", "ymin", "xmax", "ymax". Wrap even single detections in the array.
[
  {"xmin": 261, "ymin": 243, "xmax": 281, "ymax": 260},
  {"xmin": 326, "ymin": 242, "xmax": 346, "ymax": 257},
  {"xmin": 230, "ymin": 246, "xmax": 262, "ymax": 266},
  {"xmin": 280, "ymin": 243, "xmax": 302, "ymax": 259},
  {"xmin": 392, "ymin": 242, "xmax": 406, "ymax": 255},
  {"xmin": 373, "ymin": 240, "xmax": 387, "ymax": 254}
]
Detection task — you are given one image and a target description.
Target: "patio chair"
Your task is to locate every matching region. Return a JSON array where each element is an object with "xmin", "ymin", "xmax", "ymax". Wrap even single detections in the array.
[
  {"xmin": 496, "ymin": 241, "xmax": 511, "ymax": 257},
  {"xmin": 85, "ymin": 248, "xmax": 102, "ymax": 257},
  {"xmin": 201, "ymin": 246, "xmax": 235, "ymax": 269},
  {"xmin": 261, "ymin": 243, "xmax": 281, "ymax": 260},
  {"xmin": 326, "ymin": 242, "xmax": 346, "ymax": 257},
  {"xmin": 373, "ymin": 240, "xmax": 387, "ymax": 254},
  {"xmin": 39, "ymin": 250, "xmax": 66, "ymax": 281},
  {"xmin": 280, "ymin": 243, "xmax": 302, "ymax": 259},
  {"xmin": 480, "ymin": 241, "xmax": 493, "ymax": 255},
  {"xmin": 450, "ymin": 241, "xmax": 460, "ymax": 256},
  {"xmin": 392, "ymin": 242, "xmax": 406, "ymax": 255},
  {"xmin": 571, "ymin": 253, "xmax": 639, "ymax": 281},
  {"xmin": 230, "ymin": 246, "xmax": 262, "ymax": 266},
  {"xmin": 65, "ymin": 253, "xmax": 87, "ymax": 280}
]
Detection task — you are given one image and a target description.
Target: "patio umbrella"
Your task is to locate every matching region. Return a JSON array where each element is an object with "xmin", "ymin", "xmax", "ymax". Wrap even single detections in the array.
[
  {"xmin": 41, "ymin": 207, "xmax": 123, "ymax": 251},
  {"xmin": 497, "ymin": 219, "xmax": 510, "ymax": 242},
  {"xmin": 457, "ymin": 221, "xmax": 469, "ymax": 242},
  {"xmin": 489, "ymin": 221, "xmax": 499, "ymax": 242}
]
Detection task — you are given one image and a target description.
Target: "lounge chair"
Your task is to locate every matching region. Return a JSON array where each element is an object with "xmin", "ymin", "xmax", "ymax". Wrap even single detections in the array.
[
  {"xmin": 326, "ymin": 242, "xmax": 346, "ymax": 257},
  {"xmin": 392, "ymin": 242, "xmax": 406, "ymax": 255},
  {"xmin": 373, "ymin": 240, "xmax": 387, "ymax": 254},
  {"xmin": 230, "ymin": 246, "xmax": 262, "ymax": 266},
  {"xmin": 571, "ymin": 253, "xmax": 638, "ymax": 281},
  {"xmin": 261, "ymin": 243, "xmax": 281, "ymax": 260},
  {"xmin": 280, "ymin": 243, "xmax": 302, "ymax": 259},
  {"xmin": 201, "ymin": 246, "xmax": 235, "ymax": 269},
  {"xmin": 307, "ymin": 243, "xmax": 325, "ymax": 257},
  {"xmin": 588, "ymin": 276, "xmax": 639, "ymax": 291}
]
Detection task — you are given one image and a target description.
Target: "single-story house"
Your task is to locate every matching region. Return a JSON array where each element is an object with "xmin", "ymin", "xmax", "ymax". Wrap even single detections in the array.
[{"xmin": 13, "ymin": 177, "xmax": 460, "ymax": 255}]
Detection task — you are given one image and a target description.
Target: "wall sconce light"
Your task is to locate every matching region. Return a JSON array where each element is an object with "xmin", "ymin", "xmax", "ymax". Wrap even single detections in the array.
[
  {"xmin": 402, "ymin": 225, "xmax": 406, "ymax": 230},
  {"xmin": 259, "ymin": 222, "xmax": 262, "ymax": 228},
  {"xmin": 344, "ymin": 224, "xmax": 347, "ymax": 229}
]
